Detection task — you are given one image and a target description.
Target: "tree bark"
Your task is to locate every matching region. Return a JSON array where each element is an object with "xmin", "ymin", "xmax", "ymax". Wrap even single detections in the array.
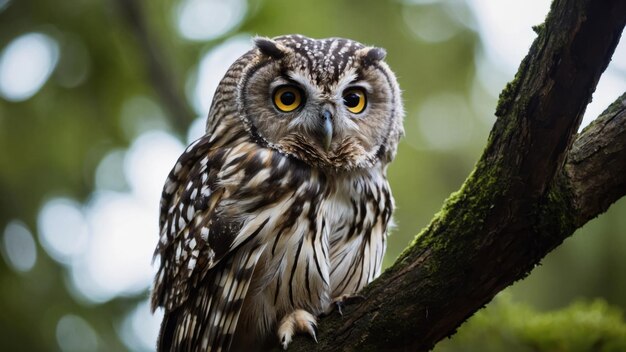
[{"xmin": 287, "ymin": 0, "xmax": 626, "ymax": 350}]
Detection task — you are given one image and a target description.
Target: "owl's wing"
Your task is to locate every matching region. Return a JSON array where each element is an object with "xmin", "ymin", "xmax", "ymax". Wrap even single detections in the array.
[{"xmin": 151, "ymin": 135, "xmax": 267, "ymax": 351}]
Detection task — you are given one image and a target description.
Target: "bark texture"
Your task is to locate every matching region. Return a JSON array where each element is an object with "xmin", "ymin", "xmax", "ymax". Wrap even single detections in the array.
[
  {"xmin": 286, "ymin": 0, "xmax": 626, "ymax": 350},
  {"xmin": 562, "ymin": 95, "xmax": 626, "ymax": 227}
]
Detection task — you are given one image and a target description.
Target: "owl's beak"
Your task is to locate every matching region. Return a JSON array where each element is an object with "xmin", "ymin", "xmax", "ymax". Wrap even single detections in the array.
[{"xmin": 321, "ymin": 109, "xmax": 333, "ymax": 151}]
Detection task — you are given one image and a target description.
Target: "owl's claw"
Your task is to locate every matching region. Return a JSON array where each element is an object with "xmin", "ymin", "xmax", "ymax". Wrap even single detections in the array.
[
  {"xmin": 278, "ymin": 309, "xmax": 318, "ymax": 350},
  {"xmin": 323, "ymin": 294, "xmax": 366, "ymax": 316}
]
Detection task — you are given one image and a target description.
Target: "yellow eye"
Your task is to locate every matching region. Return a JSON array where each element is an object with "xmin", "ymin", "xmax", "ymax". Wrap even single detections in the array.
[
  {"xmin": 343, "ymin": 88, "xmax": 367, "ymax": 114},
  {"xmin": 273, "ymin": 86, "xmax": 302, "ymax": 112}
]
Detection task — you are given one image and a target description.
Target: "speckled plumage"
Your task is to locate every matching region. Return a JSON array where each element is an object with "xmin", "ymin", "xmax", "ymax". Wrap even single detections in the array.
[{"xmin": 151, "ymin": 34, "xmax": 404, "ymax": 351}]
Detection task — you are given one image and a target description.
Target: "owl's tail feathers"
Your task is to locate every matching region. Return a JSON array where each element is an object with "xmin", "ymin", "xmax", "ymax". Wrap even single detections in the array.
[
  {"xmin": 157, "ymin": 303, "xmax": 216, "ymax": 352},
  {"xmin": 156, "ymin": 244, "xmax": 267, "ymax": 352},
  {"xmin": 157, "ymin": 310, "xmax": 180, "ymax": 352}
]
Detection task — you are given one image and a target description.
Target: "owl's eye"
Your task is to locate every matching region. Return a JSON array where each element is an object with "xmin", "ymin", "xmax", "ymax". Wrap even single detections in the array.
[
  {"xmin": 273, "ymin": 86, "xmax": 303, "ymax": 112},
  {"xmin": 343, "ymin": 88, "xmax": 367, "ymax": 114}
]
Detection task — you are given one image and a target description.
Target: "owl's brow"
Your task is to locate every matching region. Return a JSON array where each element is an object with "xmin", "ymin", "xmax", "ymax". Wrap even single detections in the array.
[
  {"xmin": 269, "ymin": 76, "xmax": 299, "ymax": 91},
  {"xmin": 284, "ymin": 71, "xmax": 319, "ymax": 96},
  {"xmin": 336, "ymin": 71, "xmax": 373, "ymax": 94},
  {"xmin": 344, "ymin": 81, "xmax": 373, "ymax": 94}
]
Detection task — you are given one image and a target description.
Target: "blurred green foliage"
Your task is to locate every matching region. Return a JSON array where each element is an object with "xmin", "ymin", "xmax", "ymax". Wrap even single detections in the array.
[
  {"xmin": 437, "ymin": 294, "xmax": 626, "ymax": 352},
  {"xmin": 0, "ymin": 0, "xmax": 624, "ymax": 350}
]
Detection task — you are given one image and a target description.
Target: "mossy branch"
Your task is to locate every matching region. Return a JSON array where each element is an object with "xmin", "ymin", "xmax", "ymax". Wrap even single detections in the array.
[{"xmin": 288, "ymin": 0, "xmax": 626, "ymax": 351}]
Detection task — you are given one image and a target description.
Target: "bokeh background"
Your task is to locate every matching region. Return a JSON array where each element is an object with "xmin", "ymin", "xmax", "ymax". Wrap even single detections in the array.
[{"xmin": 0, "ymin": 0, "xmax": 625, "ymax": 351}]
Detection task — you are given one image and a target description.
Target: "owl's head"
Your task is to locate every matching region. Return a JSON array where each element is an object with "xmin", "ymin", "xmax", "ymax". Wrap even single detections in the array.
[{"xmin": 212, "ymin": 34, "xmax": 404, "ymax": 171}]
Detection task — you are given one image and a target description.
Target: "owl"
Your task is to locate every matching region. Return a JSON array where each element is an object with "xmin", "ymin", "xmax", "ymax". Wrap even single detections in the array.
[{"xmin": 151, "ymin": 34, "xmax": 404, "ymax": 351}]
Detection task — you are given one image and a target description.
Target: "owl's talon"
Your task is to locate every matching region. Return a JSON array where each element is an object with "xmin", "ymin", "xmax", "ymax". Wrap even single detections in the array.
[
  {"xmin": 324, "ymin": 294, "xmax": 366, "ymax": 316},
  {"xmin": 309, "ymin": 323, "xmax": 318, "ymax": 343},
  {"xmin": 278, "ymin": 309, "xmax": 318, "ymax": 349}
]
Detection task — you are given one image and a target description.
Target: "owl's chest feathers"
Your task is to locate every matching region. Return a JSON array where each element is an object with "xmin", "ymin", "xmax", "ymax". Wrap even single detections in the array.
[{"xmin": 232, "ymin": 149, "xmax": 391, "ymax": 337}]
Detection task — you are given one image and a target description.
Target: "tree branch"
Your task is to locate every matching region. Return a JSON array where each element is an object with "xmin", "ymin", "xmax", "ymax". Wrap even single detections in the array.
[
  {"xmin": 562, "ymin": 93, "xmax": 626, "ymax": 227},
  {"xmin": 287, "ymin": 0, "xmax": 626, "ymax": 350}
]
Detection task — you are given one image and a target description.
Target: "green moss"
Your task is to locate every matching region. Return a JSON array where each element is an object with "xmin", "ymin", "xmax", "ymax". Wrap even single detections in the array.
[
  {"xmin": 536, "ymin": 181, "xmax": 577, "ymax": 244},
  {"xmin": 435, "ymin": 294, "xmax": 626, "ymax": 352},
  {"xmin": 398, "ymin": 156, "xmax": 503, "ymax": 255},
  {"xmin": 495, "ymin": 70, "xmax": 522, "ymax": 117},
  {"xmin": 494, "ymin": 22, "xmax": 540, "ymax": 119},
  {"xmin": 388, "ymin": 152, "xmax": 503, "ymax": 279}
]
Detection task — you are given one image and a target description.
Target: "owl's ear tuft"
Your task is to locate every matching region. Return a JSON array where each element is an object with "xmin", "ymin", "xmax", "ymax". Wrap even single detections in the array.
[
  {"xmin": 364, "ymin": 47, "xmax": 386, "ymax": 63},
  {"xmin": 254, "ymin": 37, "xmax": 286, "ymax": 59},
  {"xmin": 358, "ymin": 47, "xmax": 387, "ymax": 66}
]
